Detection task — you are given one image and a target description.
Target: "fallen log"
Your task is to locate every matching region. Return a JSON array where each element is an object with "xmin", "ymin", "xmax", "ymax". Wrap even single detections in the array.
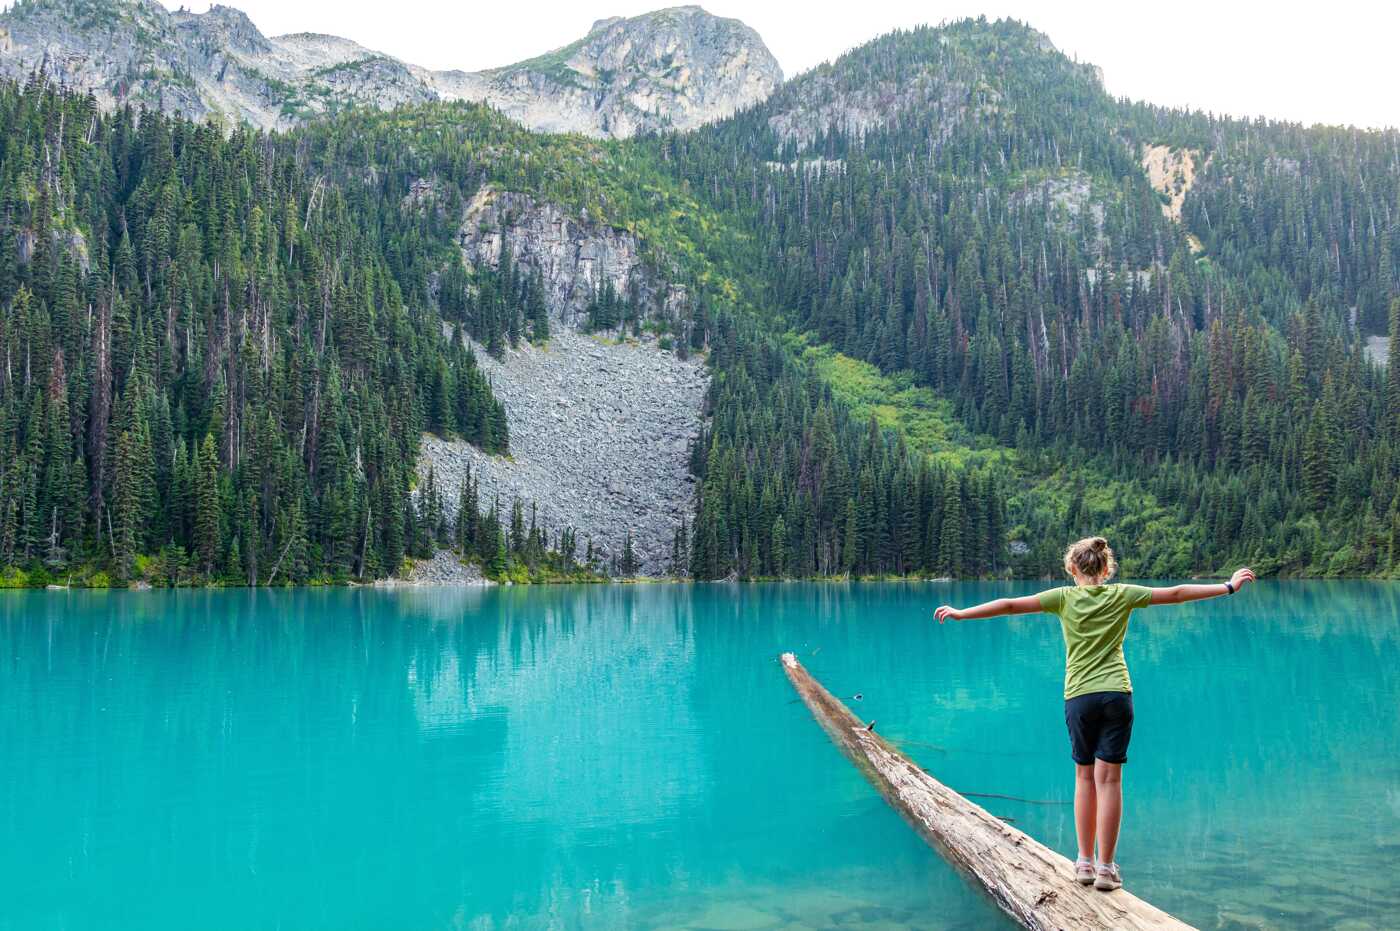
[{"xmin": 780, "ymin": 652, "xmax": 1195, "ymax": 931}]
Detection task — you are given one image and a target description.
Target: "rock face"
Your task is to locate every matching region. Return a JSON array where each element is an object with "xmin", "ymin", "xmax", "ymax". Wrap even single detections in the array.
[
  {"xmin": 0, "ymin": 0, "xmax": 781, "ymax": 137},
  {"xmin": 766, "ymin": 64, "xmax": 970, "ymax": 151},
  {"xmin": 429, "ymin": 6, "xmax": 781, "ymax": 138},
  {"xmin": 432, "ymin": 187, "xmax": 709, "ymax": 576},
  {"xmin": 0, "ymin": 0, "xmax": 206, "ymax": 119},
  {"xmin": 1141, "ymin": 144, "xmax": 1203, "ymax": 222},
  {"xmin": 1009, "ymin": 169, "xmax": 1106, "ymax": 253},
  {"xmin": 459, "ymin": 188, "xmax": 687, "ymax": 329},
  {"xmin": 1366, "ymin": 335, "xmax": 1390, "ymax": 367},
  {"xmin": 0, "ymin": 0, "xmax": 433, "ymax": 127},
  {"xmin": 418, "ymin": 331, "xmax": 707, "ymax": 576}
]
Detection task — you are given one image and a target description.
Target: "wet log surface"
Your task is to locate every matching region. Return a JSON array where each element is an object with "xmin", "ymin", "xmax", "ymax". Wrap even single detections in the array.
[{"xmin": 780, "ymin": 652, "xmax": 1196, "ymax": 931}]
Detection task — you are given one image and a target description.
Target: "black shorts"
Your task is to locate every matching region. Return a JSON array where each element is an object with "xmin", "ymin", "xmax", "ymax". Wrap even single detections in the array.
[{"xmin": 1064, "ymin": 691, "xmax": 1134, "ymax": 765}]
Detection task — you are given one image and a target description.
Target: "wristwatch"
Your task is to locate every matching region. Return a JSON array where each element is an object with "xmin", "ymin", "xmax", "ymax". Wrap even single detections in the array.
[{"xmin": 1224, "ymin": 582, "xmax": 1235, "ymax": 595}]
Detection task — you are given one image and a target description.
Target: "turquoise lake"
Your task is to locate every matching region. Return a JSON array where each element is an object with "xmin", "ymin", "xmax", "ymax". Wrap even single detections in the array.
[{"xmin": 1, "ymin": 582, "xmax": 1397, "ymax": 930}]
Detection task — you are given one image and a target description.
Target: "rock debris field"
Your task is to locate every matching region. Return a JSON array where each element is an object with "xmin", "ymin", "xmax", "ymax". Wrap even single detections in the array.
[
  {"xmin": 376, "ymin": 549, "xmax": 490, "ymax": 587},
  {"xmin": 419, "ymin": 331, "xmax": 708, "ymax": 576}
]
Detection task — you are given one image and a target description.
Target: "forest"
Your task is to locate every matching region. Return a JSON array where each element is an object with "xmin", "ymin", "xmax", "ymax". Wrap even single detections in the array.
[
  {"xmin": 0, "ymin": 80, "xmax": 583, "ymax": 586},
  {"xmin": 0, "ymin": 16, "xmax": 1396, "ymax": 584},
  {"xmin": 653, "ymin": 19, "xmax": 1399, "ymax": 577}
]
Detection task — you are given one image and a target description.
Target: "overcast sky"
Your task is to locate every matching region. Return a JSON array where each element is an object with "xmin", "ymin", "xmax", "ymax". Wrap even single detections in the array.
[{"xmin": 154, "ymin": 0, "xmax": 1398, "ymax": 129}]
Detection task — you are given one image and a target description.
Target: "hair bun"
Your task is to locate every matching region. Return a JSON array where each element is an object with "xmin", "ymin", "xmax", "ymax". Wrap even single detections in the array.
[{"xmin": 1064, "ymin": 536, "xmax": 1117, "ymax": 583}]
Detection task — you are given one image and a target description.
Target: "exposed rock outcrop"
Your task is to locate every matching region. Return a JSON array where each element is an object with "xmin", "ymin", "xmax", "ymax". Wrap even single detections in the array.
[
  {"xmin": 1366, "ymin": 335, "xmax": 1390, "ymax": 367},
  {"xmin": 0, "ymin": 0, "xmax": 207, "ymax": 119},
  {"xmin": 375, "ymin": 549, "xmax": 492, "ymax": 587},
  {"xmin": 431, "ymin": 184, "xmax": 710, "ymax": 577},
  {"xmin": 1141, "ymin": 144, "xmax": 1203, "ymax": 222},
  {"xmin": 429, "ymin": 6, "xmax": 781, "ymax": 138},
  {"xmin": 1009, "ymin": 170, "xmax": 1106, "ymax": 253},
  {"xmin": 0, "ymin": 1, "xmax": 782, "ymax": 137},
  {"xmin": 459, "ymin": 188, "xmax": 687, "ymax": 329},
  {"xmin": 763, "ymin": 157, "xmax": 846, "ymax": 175},
  {"xmin": 418, "ymin": 331, "xmax": 707, "ymax": 576},
  {"xmin": 767, "ymin": 67, "xmax": 970, "ymax": 150}
]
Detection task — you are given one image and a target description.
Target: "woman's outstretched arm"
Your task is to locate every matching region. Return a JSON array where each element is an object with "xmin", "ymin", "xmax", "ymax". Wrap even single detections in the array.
[
  {"xmin": 935, "ymin": 595, "xmax": 1043, "ymax": 623},
  {"xmin": 1147, "ymin": 567, "xmax": 1255, "ymax": 605}
]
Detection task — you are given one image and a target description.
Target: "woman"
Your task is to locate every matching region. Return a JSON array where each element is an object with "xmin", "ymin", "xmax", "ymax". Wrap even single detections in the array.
[{"xmin": 933, "ymin": 537, "xmax": 1255, "ymax": 892}]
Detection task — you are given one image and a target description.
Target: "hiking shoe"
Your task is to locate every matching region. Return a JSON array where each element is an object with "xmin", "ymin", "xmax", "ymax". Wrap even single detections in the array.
[
  {"xmin": 1074, "ymin": 857, "xmax": 1094, "ymax": 885},
  {"xmin": 1094, "ymin": 862, "xmax": 1122, "ymax": 891}
]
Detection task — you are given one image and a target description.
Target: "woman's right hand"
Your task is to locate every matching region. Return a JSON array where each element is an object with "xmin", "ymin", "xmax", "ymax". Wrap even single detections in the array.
[
  {"xmin": 1229, "ymin": 567, "xmax": 1256, "ymax": 590},
  {"xmin": 934, "ymin": 605, "xmax": 961, "ymax": 624}
]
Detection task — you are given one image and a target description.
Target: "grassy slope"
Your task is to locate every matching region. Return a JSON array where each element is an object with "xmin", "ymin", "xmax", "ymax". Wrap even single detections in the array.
[
  {"xmin": 802, "ymin": 344, "xmax": 1203, "ymax": 579},
  {"xmin": 796, "ymin": 337, "xmax": 1004, "ymax": 468}
]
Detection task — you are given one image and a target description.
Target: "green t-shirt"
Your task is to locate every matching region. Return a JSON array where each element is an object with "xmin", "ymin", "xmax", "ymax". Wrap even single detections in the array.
[{"xmin": 1037, "ymin": 583, "xmax": 1153, "ymax": 699}]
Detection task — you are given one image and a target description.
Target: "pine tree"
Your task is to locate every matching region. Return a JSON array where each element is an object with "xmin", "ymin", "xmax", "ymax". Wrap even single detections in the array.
[
  {"xmin": 938, "ymin": 475, "xmax": 964, "ymax": 578},
  {"xmin": 771, "ymin": 514, "xmax": 788, "ymax": 577},
  {"xmin": 621, "ymin": 529, "xmax": 638, "ymax": 577},
  {"xmin": 509, "ymin": 497, "xmax": 526, "ymax": 555},
  {"xmin": 112, "ymin": 431, "xmax": 142, "ymax": 580},
  {"xmin": 1388, "ymin": 298, "xmax": 1400, "ymax": 438},
  {"xmin": 194, "ymin": 434, "xmax": 222, "ymax": 574},
  {"xmin": 842, "ymin": 498, "xmax": 858, "ymax": 576},
  {"xmin": 1301, "ymin": 404, "xmax": 1337, "ymax": 513}
]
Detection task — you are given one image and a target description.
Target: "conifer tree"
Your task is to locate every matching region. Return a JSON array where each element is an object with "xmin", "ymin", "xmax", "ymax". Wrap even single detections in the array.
[
  {"xmin": 194, "ymin": 435, "xmax": 222, "ymax": 574},
  {"xmin": 621, "ymin": 529, "xmax": 637, "ymax": 577}
]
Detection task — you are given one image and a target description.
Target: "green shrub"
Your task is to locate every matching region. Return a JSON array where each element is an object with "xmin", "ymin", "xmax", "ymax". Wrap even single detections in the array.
[{"xmin": 0, "ymin": 566, "xmax": 30, "ymax": 588}]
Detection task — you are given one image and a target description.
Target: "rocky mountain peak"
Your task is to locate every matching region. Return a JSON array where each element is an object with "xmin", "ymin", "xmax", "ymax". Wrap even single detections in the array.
[
  {"xmin": 0, "ymin": 1, "xmax": 782, "ymax": 137},
  {"xmin": 588, "ymin": 15, "xmax": 625, "ymax": 34},
  {"xmin": 465, "ymin": 5, "xmax": 782, "ymax": 137},
  {"xmin": 571, "ymin": 5, "xmax": 774, "ymax": 78},
  {"xmin": 172, "ymin": 4, "xmax": 271, "ymax": 56}
]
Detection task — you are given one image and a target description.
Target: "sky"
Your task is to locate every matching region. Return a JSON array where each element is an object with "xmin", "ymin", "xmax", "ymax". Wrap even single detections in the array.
[{"xmin": 153, "ymin": 0, "xmax": 1398, "ymax": 129}]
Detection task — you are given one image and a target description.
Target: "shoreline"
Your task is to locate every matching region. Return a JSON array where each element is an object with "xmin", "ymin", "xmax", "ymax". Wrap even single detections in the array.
[{"xmin": 6, "ymin": 574, "xmax": 1390, "ymax": 592}]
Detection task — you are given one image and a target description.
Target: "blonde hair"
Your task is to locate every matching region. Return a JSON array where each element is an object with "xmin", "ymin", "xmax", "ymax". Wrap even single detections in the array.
[{"xmin": 1064, "ymin": 536, "xmax": 1116, "ymax": 583}]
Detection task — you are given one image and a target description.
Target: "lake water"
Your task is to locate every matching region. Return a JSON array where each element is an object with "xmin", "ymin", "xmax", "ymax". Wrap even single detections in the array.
[{"xmin": 1, "ymin": 582, "xmax": 1397, "ymax": 930}]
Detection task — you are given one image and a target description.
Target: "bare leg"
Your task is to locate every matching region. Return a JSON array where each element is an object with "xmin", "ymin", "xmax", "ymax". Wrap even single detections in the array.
[
  {"xmin": 1073, "ymin": 763, "xmax": 1096, "ymax": 859},
  {"xmin": 1093, "ymin": 760, "xmax": 1123, "ymax": 863}
]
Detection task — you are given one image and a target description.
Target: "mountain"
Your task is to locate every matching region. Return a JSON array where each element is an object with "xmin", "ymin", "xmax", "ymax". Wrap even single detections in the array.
[
  {"xmin": 657, "ymin": 17, "xmax": 1400, "ymax": 577},
  {"xmin": 426, "ymin": 7, "xmax": 782, "ymax": 138},
  {"xmin": 0, "ymin": 0, "xmax": 781, "ymax": 136},
  {"xmin": 0, "ymin": 11, "xmax": 1395, "ymax": 586}
]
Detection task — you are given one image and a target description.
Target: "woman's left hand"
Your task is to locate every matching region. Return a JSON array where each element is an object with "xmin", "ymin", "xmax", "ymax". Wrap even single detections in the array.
[
  {"xmin": 934, "ymin": 605, "xmax": 961, "ymax": 624},
  {"xmin": 1229, "ymin": 567, "xmax": 1256, "ymax": 590}
]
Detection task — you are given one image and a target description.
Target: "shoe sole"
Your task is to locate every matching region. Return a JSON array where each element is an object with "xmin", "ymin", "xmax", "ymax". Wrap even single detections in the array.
[
  {"xmin": 1076, "ymin": 874, "xmax": 1095, "ymax": 886},
  {"xmin": 1094, "ymin": 878, "xmax": 1122, "ymax": 891}
]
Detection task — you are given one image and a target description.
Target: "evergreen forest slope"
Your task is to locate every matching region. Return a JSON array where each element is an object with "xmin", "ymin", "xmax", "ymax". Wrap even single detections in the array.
[
  {"xmin": 658, "ymin": 19, "xmax": 1400, "ymax": 577},
  {"xmin": 1, "ymin": 15, "xmax": 1396, "ymax": 583}
]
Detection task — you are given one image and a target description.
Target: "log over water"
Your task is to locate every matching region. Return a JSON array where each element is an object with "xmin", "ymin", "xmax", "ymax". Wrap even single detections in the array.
[{"xmin": 780, "ymin": 653, "xmax": 1195, "ymax": 931}]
